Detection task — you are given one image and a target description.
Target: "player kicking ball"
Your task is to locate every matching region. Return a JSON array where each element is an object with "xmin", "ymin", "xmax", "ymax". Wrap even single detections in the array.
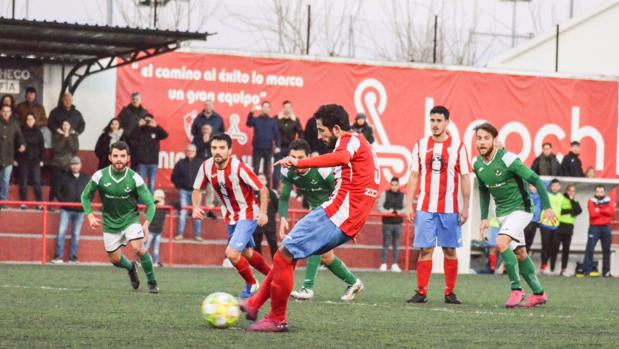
[
  {"xmin": 81, "ymin": 141, "xmax": 159, "ymax": 293},
  {"xmin": 240, "ymin": 104, "xmax": 380, "ymax": 332},
  {"xmin": 279, "ymin": 139, "xmax": 363, "ymax": 301},
  {"xmin": 192, "ymin": 133, "xmax": 272, "ymax": 299},
  {"xmin": 473, "ymin": 123, "xmax": 556, "ymax": 308}
]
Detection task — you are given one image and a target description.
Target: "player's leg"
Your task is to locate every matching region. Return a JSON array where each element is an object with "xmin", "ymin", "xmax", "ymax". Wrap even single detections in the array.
[
  {"xmin": 242, "ymin": 247, "xmax": 272, "ymax": 276},
  {"xmin": 516, "ymin": 247, "xmax": 547, "ymax": 307},
  {"xmin": 252, "ymin": 229, "xmax": 264, "ymax": 255},
  {"xmin": 291, "ymin": 255, "xmax": 321, "ymax": 300},
  {"xmin": 241, "ymin": 221, "xmax": 271, "ymax": 276},
  {"xmin": 105, "ymin": 234, "xmax": 140, "ymax": 290},
  {"xmin": 129, "ymin": 232, "xmax": 158, "ymax": 293},
  {"xmin": 437, "ymin": 213, "xmax": 462, "ymax": 304},
  {"xmin": 265, "ymin": 229, "xmax": 278, "ymax": 258},
  {"xmin": 320, "ymin": 250, "xmax": 363, "ymax": 301},
  {"xmin": 496, "ymin": 234, "xmax": 524, "ymax": 308},
  {"xmin": 226, "ymin": 222, "xmax": 260, "ymax": 298},
  {"xmin": 523, "ymin": 222, "xmax": 537, "ymax": 254},
  {"xmin": 408, "ymin": 211, "xmax": 437, "ymax": 303}
]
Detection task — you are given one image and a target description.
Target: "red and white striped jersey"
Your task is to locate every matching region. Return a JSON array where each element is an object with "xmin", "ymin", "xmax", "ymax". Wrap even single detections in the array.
[
  {"xmin": 411, "ymin": 135, "xmax": 470, "ymax": 213},
  {"xmin": 193, "ymin": 156, "xmax": 264, "ymax": 225},
  {"xmin": 296, "ymin": 133, "xmax": 380, "ymax": 238}
]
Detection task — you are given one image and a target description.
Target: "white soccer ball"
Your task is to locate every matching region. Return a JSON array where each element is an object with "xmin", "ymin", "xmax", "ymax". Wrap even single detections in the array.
[{"xmin": 201, "ymin": 292, "xmax": 241, "ymax": 329}]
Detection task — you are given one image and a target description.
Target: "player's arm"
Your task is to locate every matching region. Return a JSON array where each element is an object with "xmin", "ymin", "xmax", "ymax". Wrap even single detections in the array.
[
  {"xmin": 508, "ymin": 157, "xmax": 556, "ymax": 224},
  {"xmin": 278, "ymin": 178, "xmax": 292, "ymax": 238},
  {"xmin": 258, "ymin": 186, "xmax": 269, "ymax": 226},
  {"xmin": 460, "ymin": 174, "xmax": 471, "ymax": 225},
  {"xmin": 295, "ymin": 149, "xmax": 350, "ymax": 169},
  {"xmin": 238, "ymin": 162, "xmax": 268, "ymax": 226},
  {"xmin": 81, "ymin": 179, "xmax": 100, "ymax": 229},
  {"xmin": 478, "ymin": 178, "xmax": 490, "ymax": 239},
  {"xmin": 405, "ymin": 142, "xmax": 420, "ymax": 222},
  {"xmin": 137, "ymin": 184, "xmax": 156, "ymax": 224}
]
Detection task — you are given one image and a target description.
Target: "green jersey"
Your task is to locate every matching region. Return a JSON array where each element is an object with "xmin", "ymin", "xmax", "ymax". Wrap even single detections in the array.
[
  {"xmin": 473, "ymin": 149, "xmax": 550, "ymax": 220},
  {"xmin": 278, "ymin": 167, "xmax": 334, "ymax": 218},
  {"xmin": 81, "ymin": 166, "xmax": 155, "ymax": 233}
]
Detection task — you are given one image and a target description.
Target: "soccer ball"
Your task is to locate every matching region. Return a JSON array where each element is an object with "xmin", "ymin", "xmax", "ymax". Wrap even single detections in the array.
[{"xmin": 201, "ymin": 292, "xmax": 241, "ymax": 329}]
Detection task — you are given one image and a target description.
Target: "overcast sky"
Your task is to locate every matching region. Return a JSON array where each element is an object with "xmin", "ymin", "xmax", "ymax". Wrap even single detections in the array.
[{"xmin": 1, "ymin": 0, "xmax": 614, "ymax": 66}]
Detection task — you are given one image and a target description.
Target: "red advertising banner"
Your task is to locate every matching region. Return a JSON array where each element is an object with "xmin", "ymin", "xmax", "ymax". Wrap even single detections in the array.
[{"xmin": 116, "ymin": 52, "xmax": 618, "ymax": 189}]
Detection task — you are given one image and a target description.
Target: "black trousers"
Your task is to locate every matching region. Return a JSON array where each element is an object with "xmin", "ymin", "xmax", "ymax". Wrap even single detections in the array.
[
  {"xmin": 253, "ymin": 228, "xmax": 278, "ymax": 258},
  {"xmin": 252, "ymin": 148, "xmax": 272, "ymax": 187},
  {"xmin": 540, "ymin": 227, "xmax": 555, "ymax": 265},
  {"xmin": 524, "ymin": 222, "xmax": 539, "ymax": 254},
  {"xmin": 18, "ymin": 161, "xmax": 42, "ymax": 201},
  {"xmin": 550, "ymin": 223, "xmax": 574, "ymax": 271}
]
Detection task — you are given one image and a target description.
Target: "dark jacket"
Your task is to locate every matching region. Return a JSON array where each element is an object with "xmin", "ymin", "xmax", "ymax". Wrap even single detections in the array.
[
  {"xmin": 195, "ymin": 138, "xmax": 211, "ymax": 160},
  {"xmin": 304, "ymin": 116, "xmax": 329, "ymax": 155},
  {"xmin": 150, "ymin": 206, "xmax": 168, "ymax": 233},
  {"xmin": 378, "ymin": 190, "xmax": 405, "ymax": 225},
  {"xmin": 191, "ymin": 111, "xmax": 225, "ymax": 140},
  {"xmin": 118, "ymin": 104, "xmax": 149, "ymax": 139},
  {"xmin": 50, "ymin": 131, "xmax": 79, "ymax": 169},
  {"xmin": 58, "ymin": 171, "xmax": 89, "ymax": 212},
  {"xmin": 0, "ymin": 116, "xmax": 25, "ymax": 166},
  {"xmin": 531, "ymin": 154, "xmax": 561, "ymax": 176},
  {"xmin": 15, "ymin": 101, "xmax": 47, "ymax": 128},
  {"xmin": 48, "ymin": 105, "xmax": 85, "ymax": 135},
  {"xmin": 16, "ymin": 126, "xmax": 44, "ymax": 164},
  {"xmin": 277, "ymin": 117, "xmax": 303, "ymax": 149},
  {"xmin": 560, "ymin": 151, "xmax": 584, "ymax": 177},
  {"xmin": 171, "ymin": 157, "xmax": 202, "ymax": 191},
  {"xmin": 94, "ymin": 131, "xmax": 126, "ymax": 169},
  {"xmin": 133, "ymin": 124, "xmax": 168, "ymax": 165},
  {"xmin": 256, "ymin": 189, "xmax": 278, "ymax": 232},
  {"xmin": 246, "ymin": 112, "xmax": 281, "ymax": 150},
  {"xmin": 350, "ymin": 123, "xmax": 375, "ymax": 144}
]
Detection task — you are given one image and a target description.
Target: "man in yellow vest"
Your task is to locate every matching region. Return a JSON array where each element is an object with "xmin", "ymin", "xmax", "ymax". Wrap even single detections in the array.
[
  {"xmin": 550, "ymin": 184, "xmax": 582, "ymax": 276},
  {"xmin": 539, "ymin": 179, "xmax": 564, "ymax": 275}
]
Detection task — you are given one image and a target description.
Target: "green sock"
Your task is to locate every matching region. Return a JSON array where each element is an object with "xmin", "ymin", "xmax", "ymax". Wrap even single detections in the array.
[
  {"xmin": 303, "ymin": 255, "xmax": 322, "ymax": 289},
  {"xmin": 519, "ymin": 256, "xmax": 544, "ymax": 294},
  {"xmin": 326, "ymin": 256, "xmax": 357, "ymax": 286},
  {"xmin": 501, "ymin": 249, "xmax": 522, "ymax": 290},
  {"xmin": 139, "ymin": 253, "xmax": 157, "ymax": 284},
  {"xmin": 115, "ymin": 255, "xmax": 133, "ymax": 271}
]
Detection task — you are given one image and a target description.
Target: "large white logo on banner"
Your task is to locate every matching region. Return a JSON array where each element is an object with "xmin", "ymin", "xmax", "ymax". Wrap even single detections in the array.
[{"xmin": 354, "ymin": 78, "xmax": 412, "ymax": 184}]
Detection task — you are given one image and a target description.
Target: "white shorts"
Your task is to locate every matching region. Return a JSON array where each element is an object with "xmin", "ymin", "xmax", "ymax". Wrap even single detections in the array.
[
  {"xmin": 496, "ymin": 211, "xmax": 533, "ymax": 250},
  {"xmin": 103, "ymin": 223, "xmax": 144, "ymax": 253}
]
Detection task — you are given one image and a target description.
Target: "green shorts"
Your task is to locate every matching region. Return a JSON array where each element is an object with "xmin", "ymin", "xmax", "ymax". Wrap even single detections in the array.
[{"xmin": 103, "ymin": 223, "xmax": 144, "ymax": 252}]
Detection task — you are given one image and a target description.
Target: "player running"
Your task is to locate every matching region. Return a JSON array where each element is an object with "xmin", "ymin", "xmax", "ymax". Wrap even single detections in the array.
[
  {"xmin": 279, "ymin": 139, "xmax": 363, "ymax": 301},
  {"xmin": 192, "ymin": 133, "xmax": 272, "ymax": 299},
  {"xmin": 80, "ymin": 141, "xmax": 159, "ymax": 293},
  {"xmin": 404, "ymin": 106, "xmax": 471, "ymax": 304},
  {"xmin": 240, "ymin": 104, "xmax": 380, "ymax": 332},
  {"xmin": 473, "ymin": 122, "xmax": 556, "ymax": 308}
]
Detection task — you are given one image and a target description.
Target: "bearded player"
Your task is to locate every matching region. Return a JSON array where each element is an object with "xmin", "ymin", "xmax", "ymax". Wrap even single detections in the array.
[
  {"xmin": 240, "ymin": 104, "xmax": 380, "ymax": 332},
  {"xmin": 404, "ymin": 106, "xmax": 471, "ymax": 304},
  {"xmin": 279, "ymin": 139, "xmax": 363, "ymax": 301},
  {"xmin": 192, "ymin": 133, "xmax": 272, "ymax": 299},
  {"xmin": 81, "ymin": 141, "xmax": 159, "ymax": 293},
  {"xmin": 473, "ymin": 122, "xmax": 556, "ymax": 308}
]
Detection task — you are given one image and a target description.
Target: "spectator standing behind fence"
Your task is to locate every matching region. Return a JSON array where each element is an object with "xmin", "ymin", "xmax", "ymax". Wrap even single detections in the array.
[
  {"xmin": 273, "ymin": 100, "xmax": 303, "ymax": 189},
  {"xmin": 51, "ymin": 156, "xmax": 88, "ymax": 264},
  {"xmin": 16, "ymin": 113, "xmax": 44, "ymax": 208},
  {"xmin": 133, "ymin": 114, "xmax": 168, "ymax": 192},
  {"xmin": 246, "ymin": 101, "xmax": 281, "ymax": 187},
  {"xmin": 252, "ymin": 173, "xmax": 278, "ymax": 258},
  {"xmin": 1, "ymin": 94, "xmax": 18, "ymax": 119},
  {"xmin": 377, "ymin": 177, "xmax": 406, "ymax": 272},
  {"xmin": 560, "ymin": 141, "xmax": 585, "ymax": 177},
  {"xmin": 538, "ymin": 179, "xmax": 563, "ymax": 275},
  {"xmin": 48, "ymin": 93, "xmax": 85, "ymax": 136},
  {"xmin": 171, "ymin": 144, "xmax": 204, "ymax": 241},
  {"xmin": 15, "ymin": 87, "xmax": 47, "ymax": 128},
  {"xmin": 531, "ymin": 143, "xmax": 561, "ymax": 176},
  {"xmin": 94, "ymin": 119, "xmax": 125, "ymax": 169},
  {"xmin": 350, "ymin": 112, "xmax": 375, "ymax": 144},
  {"xmin": 585, "ymin": 166, "xmax": 596, "ymax": 178},
  {"xmin": 304, "ymin": 114, "xmax": 329, "ymax": 156},
  {"xmin": 118, "ymin": 92, "xmax": 149, "ymax": 157},
  {"xmin": 195, "ymin": 124, "xmax": 213, "ymax": 160},
  {"xmin": 0, "ymin": 105, "xmax": 25, "ymax": 205},
  {"xmin": 191, "ymin": 99, "xmax": 225, "ymax": 142},
  {"xmin": 580, "ymin": 185, "xmax": 614, "ymax": 278},
  {"xmin": 550, "ymin": 184, "xmax": 582, "ymax": 276},
  {"xmin": 523, "ymin": 184, "xmax": 543, "ymax": 253},
  {"xmin": 49, "ymin": 121, "xmax": 79, "ymax": 202},
  {"xmin": 145, "ymin": 189, "xmax": 168, "ymax": 268}
]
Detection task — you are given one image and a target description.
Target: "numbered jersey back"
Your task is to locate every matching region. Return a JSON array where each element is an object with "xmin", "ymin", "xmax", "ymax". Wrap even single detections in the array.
[{"xmin": 321, "ymin": 132, "xmax": 380, "ymax": 238}]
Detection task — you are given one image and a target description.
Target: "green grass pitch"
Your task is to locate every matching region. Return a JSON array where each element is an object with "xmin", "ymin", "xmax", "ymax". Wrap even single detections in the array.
[{"xmin": 1, "ymin": 264, "xmax": 618, "ymax": 348}]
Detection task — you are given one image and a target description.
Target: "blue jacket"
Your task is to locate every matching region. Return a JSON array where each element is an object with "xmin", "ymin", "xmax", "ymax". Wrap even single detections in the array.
[
  {"xmin": 246, "ymin": 112, "xmax": 281, "ymax": 150},
  {"xmin": 530, "ymin": 190, "xmax": 542, "ymax": 223}
]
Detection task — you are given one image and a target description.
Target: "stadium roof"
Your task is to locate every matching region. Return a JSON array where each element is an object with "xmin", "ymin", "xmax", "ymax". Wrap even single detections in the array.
[{"xmin": 0, "ymin": 17, "xmax": 212, "ymax": 101}]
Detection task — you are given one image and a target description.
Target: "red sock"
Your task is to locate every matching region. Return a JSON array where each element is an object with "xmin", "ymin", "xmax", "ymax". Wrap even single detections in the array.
[
  {"xmin": 232, "ymin": 257, "xmax": 256, "ymax": 285},
  {"xmin": 489, "ymin": 254, "xmax": 497, "ymax": 272},
  {"xmin": 416, "ymin": 259, "xmax": 432, "ymax": 295},
  {"xmin": 247, "ymin": 251, "xmax": 272, "ymax": 275},
  {"xmin": 248, "ymin": 270, "xmax": 273, "ymax": 309},
  {"xmin": 268, "ymin": 251, "xmax": 296, "ymax": 322},
  {"xmin": 444, "ymin": 258, "xmax": 458, "ymax": 296}
]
